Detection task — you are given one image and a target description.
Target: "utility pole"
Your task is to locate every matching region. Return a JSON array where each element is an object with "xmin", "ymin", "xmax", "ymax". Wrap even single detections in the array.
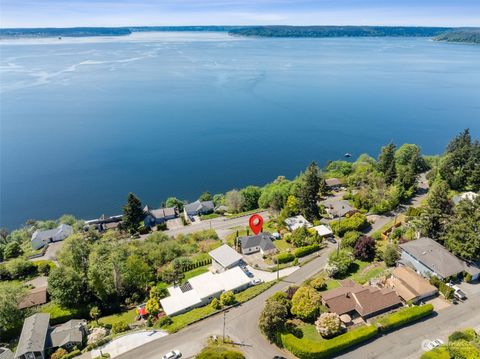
[{"xmin": 223, "ymin": 310, "xmax": 228, "ymax": 342}]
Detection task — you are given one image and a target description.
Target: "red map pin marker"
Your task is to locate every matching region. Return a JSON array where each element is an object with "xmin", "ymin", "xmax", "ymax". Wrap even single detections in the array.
[{"xmin": 249, "ymin": 214, "xmax": 264, "ymax": 235}]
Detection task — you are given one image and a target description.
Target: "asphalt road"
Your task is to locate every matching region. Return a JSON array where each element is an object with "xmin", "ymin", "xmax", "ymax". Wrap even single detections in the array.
[{"xmin": 116, "ymin": 244, "xmax": 336, "ymax": 359}]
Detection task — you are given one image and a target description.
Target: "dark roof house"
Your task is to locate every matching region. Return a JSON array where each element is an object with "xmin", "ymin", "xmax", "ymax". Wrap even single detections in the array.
[
  {"xmin": 322, "ymin": 279, "xmax": 402, "ymax": 319},
  {"xmin": 143, "ymin": 205, "xmax": 177, "ymax": 227},
  {"xmin": 0, "ymin": 348, "xmax": 14, "ymax": 359},
  {"xmin": 18, "ymin": 287, "xmax": 48, "ymax": 310},
  {"xmin": 399, "ymin": 237, "xmax": 468, "ymax": 279},
  {"xmin": 50, "ymin": 320, "xmax": 87, "ymax": 348},
  {"xmin": 183, "ymin": 200, "xmax": 215, "ymax": 217},
  {"xmin": 15, "ymin": 313, "xmax": 51, "ymax": 359},
  {"xmin": 238, "ymin": 233, "xmax": 277, "ymax": 255}
]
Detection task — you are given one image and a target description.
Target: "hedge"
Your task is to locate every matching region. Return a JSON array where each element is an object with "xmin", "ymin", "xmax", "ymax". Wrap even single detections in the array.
[
  {"xmin": 83, "ymin": 337, "xmax": 113, "ymax": 352},
  {"xmin": 375, "ymin": 304, "xmax": 434, "ymax": 332},
  {"xmin": 280, "ymin": 324, "xmax": 378, "ymax": 359},
  {"xmin": 274, "ymin": 252, "xmax": 295, "ymax": 264},
  {"xmin": 420, "ymin": 347, "xmax": 450, "ymax": 359},
  {"xmin": 294, "ymin": 244, "xmax": 321, "ymax": 258}
]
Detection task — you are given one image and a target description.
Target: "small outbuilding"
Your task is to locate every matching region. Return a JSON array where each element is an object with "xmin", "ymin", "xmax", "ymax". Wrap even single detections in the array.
[{"xmin": 313, "ymin": 225, "xmax": 333, "ymax": 238}]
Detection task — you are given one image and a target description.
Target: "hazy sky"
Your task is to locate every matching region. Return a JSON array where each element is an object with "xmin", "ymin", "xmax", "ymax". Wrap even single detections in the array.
[{"xmin": 1, "ymin": 0, "xmax": 480, "ymax": 28}]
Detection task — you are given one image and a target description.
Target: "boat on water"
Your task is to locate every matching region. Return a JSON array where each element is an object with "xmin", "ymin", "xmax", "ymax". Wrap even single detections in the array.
[{"xmin": 344, "ymin": 152, "xmax": 352, "ymax": 158}]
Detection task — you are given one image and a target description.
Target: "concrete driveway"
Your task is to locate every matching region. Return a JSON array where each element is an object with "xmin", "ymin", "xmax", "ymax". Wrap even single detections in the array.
[
  {"xmin": 246, "ymin": 265, "xmax": 299, "ymax": 282},
  {"xmin": 92, "ymin": 330, "xmax": 168, "ymax": 358}
]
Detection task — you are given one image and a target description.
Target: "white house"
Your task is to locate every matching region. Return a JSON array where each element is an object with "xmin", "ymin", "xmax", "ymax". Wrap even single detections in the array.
[
  {"xmin": 238, "ymin": 233, "xmax": 277, "ymax": 255},
  {"xmin": 31, "ymin": 224, "xmax": 73, "ymax": 250},
  {"xmin": 160, "ymin": 266, "xmax": 251, "ymax": 316},
  {"xmin": 209, "ymin": 244, "xmax": 243, "ymax": 273},
  {"xmin": 313, "ymin": 225, "xmax": 333, "ymax": 238},
  {"xmin": 284, "ymin": 215, "xmax": 312, "ymax": 231},
  {"xmin": 452, "ymin": 191, "xmax": 478, "ymax": 205}
]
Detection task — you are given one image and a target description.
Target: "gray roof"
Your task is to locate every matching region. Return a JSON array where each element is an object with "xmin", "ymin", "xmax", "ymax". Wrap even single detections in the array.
[
  {"xmin": 209, "ymin": 244, "xmax": 243, "ymax": 268},
  {"xmin": 50, "ymin": 320, "xmax": 86, "ymax": 348},
  {"xmin": 239, "ymin": 233, "xmax": 276, "ymax": 252},
  {"xmin": 322, "ymin": 197, "xmax": 354, "ymax": 217},
  {"xmin": 0, "ymin": 348, "xmax": 14, "ymax": 359},
  {"xmin": 15, "ymin": 313, "xmax": 50, "ymax": 358},
  {"xmin": 184, "ymin": 200, "xmax": 214, "ymax": 214},
  {"xmin": 452, "ymin": 191, "xmax": 478, "ymax": 205},
  {"xmin": 31, "ymin": 224, "xmax": 73, "ymax": 242},
  {"xmin": 145, "ymin": 206, "xmax": 177, "ymax": 219},
  {"xmin": 325, "ymin": 178, "xmax": 342, "ymax": 187},
  {"xmin": 400, "ymin": 237, "xmax": 467, "ymax": 278}
]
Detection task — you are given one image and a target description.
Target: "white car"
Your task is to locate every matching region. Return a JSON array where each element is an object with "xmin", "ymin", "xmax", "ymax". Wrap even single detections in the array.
[
  {"xmin": 251, "ymin": 278, "xmax": 262, "ymax": 285},
  {"xmin": 162, "ymin": 350, "xmax": 181, "ymax": 359},
  {"xmin": 426, "ymin": 339, "xmax": 444, "ymax": 350}
]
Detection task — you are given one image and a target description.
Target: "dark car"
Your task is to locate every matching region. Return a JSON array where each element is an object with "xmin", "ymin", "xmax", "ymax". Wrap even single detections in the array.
[{"xmin": 273, "ymin": 356, "xmax": 287, "ymax": 359}]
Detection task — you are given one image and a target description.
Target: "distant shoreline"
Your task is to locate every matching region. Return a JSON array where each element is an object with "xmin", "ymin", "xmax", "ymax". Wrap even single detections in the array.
[{"xmin": 1, "ymin": 25, "xmax": 479, "ymax": 44}]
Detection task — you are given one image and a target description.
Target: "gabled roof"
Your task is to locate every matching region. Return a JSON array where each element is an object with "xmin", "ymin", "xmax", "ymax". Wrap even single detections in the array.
[
  {"xmin": 391, "ymin": 266, "xmax": 438, "ymax": 302},
  {"xmin": 238, "ymin": 233, "xmax": 276, "ymax": 252},
  {"xmin": 31, "ymin": 224, "xmax": 73, "ymax": 242},
  {"xmin": 322, "ymin": 279, "xmax": 402, "ymax": 317},
  {"xmin": 325, "ymin": 178, "xmax": 342, "ymax": 187},
  {"xmin": 209, "ymin": 244, "xmax": 243, "ymax": 268},
  {"xmin": 145, "ymin": 206, "xmax": 177, "ymax": 219},
  {"xmin": 399, "ymin": 237, "xmax": 467, "ymax": 278},
  {"xmin": 50, "ymin": 320, "xmax": 86, "ymax": 347},
  {"xmin": 184, "ymin": 200, "xmax": 214, "ymax": 214},
  {"xmin": 313, "ymin": 225, "xmax": 333, "ymax": 237},
  {"xmin": 15, "ymin": 313, "xmax": 51, "ymax": 357}
]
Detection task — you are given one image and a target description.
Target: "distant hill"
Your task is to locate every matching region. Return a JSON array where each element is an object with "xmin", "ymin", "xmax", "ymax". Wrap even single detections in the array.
[
  {"xmin": 228, "ymin": 26, "xmax": 454, "ymax": 38},
  {"xmin": 434, "ymin": 29, "xmax": 480, "ymax": 44},
  {"xmin": 0, "ymin": 27, "xmax": 131, "ymax": 38}
]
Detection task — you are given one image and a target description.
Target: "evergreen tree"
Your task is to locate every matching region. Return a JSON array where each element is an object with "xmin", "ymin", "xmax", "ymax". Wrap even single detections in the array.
[
  {"xmin": 122, "ymin": 193, "xmax": 145, "ymax": 234},
  {"xmin": 420, "ymin": 180, "xmax": 452, "ymax": 239},
  {"xmin": 297, "ymin": 161, "xmax": 323, "ymax": 221},
  {"xmin": 378, "ymin": 143, "xmax": 397, "ymax": 185}
]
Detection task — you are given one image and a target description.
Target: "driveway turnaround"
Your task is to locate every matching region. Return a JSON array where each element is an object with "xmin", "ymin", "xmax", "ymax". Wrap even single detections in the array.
[{"xmin": 92, "ymin": 330, "xmax": 168, "ymax": 358}]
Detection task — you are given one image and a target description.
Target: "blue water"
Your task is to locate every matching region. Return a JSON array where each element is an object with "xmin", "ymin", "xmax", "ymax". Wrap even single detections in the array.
[{"xmin": 1, "ymin": 32, "xmax": 480, "ymax": 229}]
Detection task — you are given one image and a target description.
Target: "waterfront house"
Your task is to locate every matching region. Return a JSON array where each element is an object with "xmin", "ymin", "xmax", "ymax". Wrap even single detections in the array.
[
  {"xmin": 325, "ymin": 178, "xmax": 343, "ymax": 191},
  {"xmin": 183, "ymin": 200, "xmax": 214, "ymax": 220},
  {"xmin": 143, "ymin": 205, "xmax": 177, "ymax": 228},
  {"xmin": 31, "ymin": 224, "xmax": 73, "ymax": 250},
  {"xmin": 84, "ymin": 214, "xmax": 122, "ymax": 232},
  {"xmin": 238, "ymin": 233, "xmax": 277, "ymax": 256}
]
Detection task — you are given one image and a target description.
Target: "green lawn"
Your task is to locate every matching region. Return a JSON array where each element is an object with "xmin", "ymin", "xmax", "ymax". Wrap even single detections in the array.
[
  {"xmin": 160, "ymin": 305, "xmax": 216, "ymax": 333},
  {"xmin": 350, "ymin": 262, "xmax": 387, "ymax": 284},
  {"xmin": 325, "ymin": 278, "xmax": 341, "ymax": 290},
  {"xmin": 235, "ymin": 281, "xmax": 276, "ymax": 303},
  {"xmin": 274, "ymin": 239, "xmax": 292, "ymax": 252},
  {"xmin": 98, "ymin": 308, "xmax": 138, "ymax": 326},
  {"xmin": 182, "ymin": 266, "xmax": 210, "ymax": 283},
  {"xmin": 299, "ymin": 323, "xmax": 325, "ymax": 342}
]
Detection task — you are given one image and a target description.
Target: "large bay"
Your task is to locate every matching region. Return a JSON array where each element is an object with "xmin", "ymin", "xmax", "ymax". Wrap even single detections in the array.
[{"xmin": 1, "ymin": 32, "xmax": 479, "ymax": 228}]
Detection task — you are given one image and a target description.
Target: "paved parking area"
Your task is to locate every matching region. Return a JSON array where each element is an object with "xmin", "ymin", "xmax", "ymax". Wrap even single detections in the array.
[
  {"xmin": 246, "ymin": 265, "xmax": 299, "ymax": 282},
  {"xmin": 92, "ymin": 330, "xmax": 168, "ymax": 358},
  {"xmin": 458, "ymin": 282, "xmax": 480, "ymax": 297},
  {"xmin": 425, "ymin": 296, "xmax": 450, "ymax": 311},
  {"xmin": 166, "ymin": 218, "xmax": 184, "ymax": 230}
]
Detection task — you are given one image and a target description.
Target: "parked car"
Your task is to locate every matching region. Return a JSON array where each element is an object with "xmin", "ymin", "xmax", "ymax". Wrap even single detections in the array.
[
  {"xmin": 272, "ymin": 356, "xmax": 287, "ymax": 359},
  {"xmin": 327, "ymin": 237, "xmax": 337, "ymax": 244},
  {"xmin": 162, "ymin": 350, "xmax": 181, "ymax": 359},
  {"xmin": 251, "ymin": 278, "xmax": 262, "ymax": 285},
  {"xmin": 454, "ymin": 289, "xmax": 467, "ymax": 300},
  {"xmin": 426, "ymin": 339, "xmax": 444, "ymax": 350}
]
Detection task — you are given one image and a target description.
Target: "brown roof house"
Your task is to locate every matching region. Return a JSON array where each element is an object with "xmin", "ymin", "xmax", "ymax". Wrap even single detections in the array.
[
  {"xmin": 389, "ymin": 266, "xmax": 438, "ymax": 303},
  {"xmin": 322, "ymin": 279, "xmax": 402, "ymax": 320},
  {"xmin": 18, "ymin": 287, "xmax": 48, "ymax": 310}
]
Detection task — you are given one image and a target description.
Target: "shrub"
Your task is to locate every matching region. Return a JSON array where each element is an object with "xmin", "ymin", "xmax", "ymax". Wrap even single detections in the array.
[
  {"xmin": 326, "ymin": 250, "xmax": 354, "ymax": 278},
  {"xmin": 429, "ymin": 276, "xmax": 454, "ymax": 299},
  {"xmin": 294, "ymin": 244, "xmax": 321, "ymax": 258},
  {"xmin": 448, "ymin": 328, "xmax": 477, "ymax": 342},
  {"xmin": 157, "ymin": 315, "xmax": 173, "ymax": 327},
  {"xmin": 375, "ymin": 304, "xmax": 434, "ymax": 332},
  {"xmin": 290, "ymin": 286, "xmax": 321, "ymax": 322},
  {"xmin": 35, "ymin": 261, "xmax": 53, "ymax": 276},
  {"xmin": 84, "ymin": 337, "xmax": 112, "ymax": 351},
  {"xmin": 309, "ymin": 277, "xmax": 327, "ymax": 291},
  {"xmin": 464, "ymin": 273, "xmax": 473, "ymax": 283},
  {"xmin": 354, "ymin": 236, "xmax": 376, "ymax": 261},
  {"xmin": 290, "ymin": 226, "xmax": 318, "ymax": 247},
  {"xmin": 340, "ymin": 231, "xmax": 362, "ymax": 249},
  {"xmin": 448, "ymin": 339, "xmax": 480, "ymax": 359},
  {"xmin": 420, "ymin": 347, "xmax": 450, "ymax": 359},
  {"xmin": 383, "ymin": 244, "xmax": 399, "ymax": 267},
  {"xmin": 111, "ymin": 321, "xmax": 130, "ymax": 334},
  {"xmin": 330, "ymin": 213, "xmax": 368, "ymax": 236},
  {"xmin": 146, "ymin": 298, "xmax": 160, "ymax": 317},
  {"xmin": 211, "ymin": 298, "xmax": 222, "ymax": 310},
  {"xmin": 281, "ymin": 324, "xmax": 378, "ymax": 358},
  {"xmin": 259, "ymin": 299, "xmax": 289, "ymax": 342},
  {"xmin": 5, "ymin": 258, "xmax": 35, "ymax": 279},
  {"xmin": 274, "ymin": 252, "xmax": 295, "ymax": 264},
  {"xmin": 196, "ymin": 346, "xmax": 245, "ymax": 359},
  {"xmin": 315, "ymin": 312, "xmax": 343, "ymax": 338},
  {"xmin": 3, "ymin": 241, "xmax": 23, "ymax": 259},
  {"xmin": 51, "ymin": 348, "xmax": 68, "ymax": 359},
  {"xmin": 220, "ymin": 291, "xmax": 236, "ymax": 306}
]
